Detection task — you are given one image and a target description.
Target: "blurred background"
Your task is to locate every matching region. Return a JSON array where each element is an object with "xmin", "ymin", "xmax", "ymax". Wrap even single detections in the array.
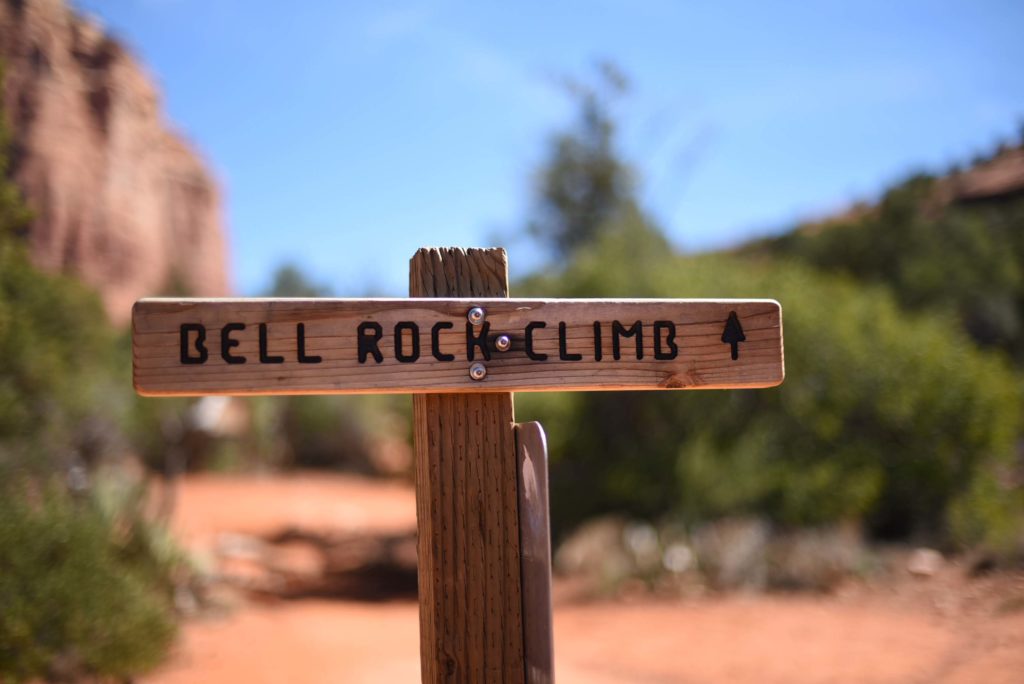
[{"xmin": 1, "ymin": 0, "xmax": 1023, "ymax": 682}]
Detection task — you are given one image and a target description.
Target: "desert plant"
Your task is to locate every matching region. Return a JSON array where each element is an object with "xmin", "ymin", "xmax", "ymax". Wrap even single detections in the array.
[
  {"xmin": 519, "ymin": 231, "xmax": 1022, "ymax": 550},
  {"xmin": 0, "ymin": 478, "xmax": 178, "ymax": 682}
]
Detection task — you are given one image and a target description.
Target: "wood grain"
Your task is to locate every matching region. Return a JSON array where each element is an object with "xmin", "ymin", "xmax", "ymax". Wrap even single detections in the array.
[
  {"xmin": 516, "ymin": 422, "xmax": 554, "ymax": 684},
  {"xmin": 132, "ymin": 298, "xmax": 784, "ymax": 396},
  {"xmin": 411, "ymin": 248, "xmax": 525, "ymax": 683}
]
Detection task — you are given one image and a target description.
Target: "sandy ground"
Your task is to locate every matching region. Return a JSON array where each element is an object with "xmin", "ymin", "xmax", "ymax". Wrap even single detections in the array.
[{"xmin": 144, "ymin": 473, "xmax": 1024, "ymax": 684}]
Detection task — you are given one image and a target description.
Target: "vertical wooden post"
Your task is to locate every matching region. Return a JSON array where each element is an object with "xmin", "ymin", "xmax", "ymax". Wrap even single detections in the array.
[{"xmin": 411, "ymin": 247, "xmax": 525, "ymax": 683}]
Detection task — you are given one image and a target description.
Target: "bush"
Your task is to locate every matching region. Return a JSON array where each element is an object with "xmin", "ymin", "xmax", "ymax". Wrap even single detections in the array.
[
  {"xmin": 0, "ymin": 132, "xmax": 129, "ymax": 474},
  {"xmin": 0, "ymin": 480, "xmax": 178, "ymax": 682},
  {"xmin": 0, "ymin": 82, "xmax": 178, "ymax": 680},
  {"xmin": 749, "ymin": 173, "xmax": 1024, "ymax": 363},
  {"xmin": 277, "ymin": 394, "xmax": 411, "ymax": 473},
  {"xmin": 518, "ymin": 227, "xmax": 1022, "ymax": 550}
]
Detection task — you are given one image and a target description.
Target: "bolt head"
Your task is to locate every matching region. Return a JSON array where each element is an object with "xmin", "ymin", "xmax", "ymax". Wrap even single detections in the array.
[
  {"xmin": 469, "ymin": 362, "xmax": 487, "ymax": 381},
  {"xmin": 494, "ymin": 334, "xmax": 511, "ymax": 352},
  {"xmin": 467, "ymin": 306, "xmax": 486, "ymax": 326}
]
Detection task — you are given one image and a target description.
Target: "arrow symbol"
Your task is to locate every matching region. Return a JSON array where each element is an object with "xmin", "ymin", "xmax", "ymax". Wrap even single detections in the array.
[{"xmin": 721, "ymin": 311, "xmax": 746, "ymax": 361}]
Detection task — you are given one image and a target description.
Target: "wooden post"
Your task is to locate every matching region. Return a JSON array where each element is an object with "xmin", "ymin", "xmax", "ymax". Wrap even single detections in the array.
[{"xmin": 410, "ymin": 247, "xmax": 526, "ymax": 683}]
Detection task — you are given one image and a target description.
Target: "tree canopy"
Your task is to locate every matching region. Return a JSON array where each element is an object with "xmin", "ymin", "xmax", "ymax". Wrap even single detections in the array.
[{"xmin": 517, "ymin": 72, "xmax": 1023, "ymax": 552}]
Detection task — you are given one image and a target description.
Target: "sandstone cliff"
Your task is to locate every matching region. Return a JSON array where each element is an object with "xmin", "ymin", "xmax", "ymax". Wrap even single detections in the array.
[{"xmin": 0, "ymin": 0, "xmax": 229, "ymax": 323}]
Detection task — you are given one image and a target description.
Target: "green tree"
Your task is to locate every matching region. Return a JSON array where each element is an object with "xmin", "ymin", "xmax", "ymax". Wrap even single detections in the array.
[
  {"xmin": 529, "ymin": 64, "xmax": 641, "ymax": 259},
  {"xmin": 516, "ymin": 70, "xmax": 1022, "ymax": 551},
  {"xmin": 266, "ymin": 263, "xmax": 331, "ymax": 298},
  {"xmin": 747, "ymin": 150, "xmax": 1024, "ymax": 363},
  {"xmin": 519, "ymin": 242, "xmax": 1021, "ymax": 550}
]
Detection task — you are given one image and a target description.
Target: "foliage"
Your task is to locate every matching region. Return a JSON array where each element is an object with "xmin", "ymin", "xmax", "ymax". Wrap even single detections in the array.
[
  {"xmin": 528, "ymin": 63, "xmax": 638, "ymax": 259},
  {"xmin": 270, "ymin": 394, "xmax": 404, "ymax": 473},
  {"xmin": 747, "ymin": 166, "xmax": 1024, "ymax": 363},
  {"xmin": 518, "ymin": 234, "xmax": 1022, "ymax": 550},
  {"xmin": 516, "ymin": 81, "xmax": 1022, "ymax": 550},
  {"xmin": 0, "ymin": 479, "xmax": 178, "ymax": 682},
  {"xmin": 265, "ymin": 263, "xmax": 331, "ymax": 298},
  {"xmin": 0, "ymin": 71, "xmax": 179, "ymax": 680},
  {"xmin": 0, "ymin": 235, "xmax": 125, "ymax": 466}
]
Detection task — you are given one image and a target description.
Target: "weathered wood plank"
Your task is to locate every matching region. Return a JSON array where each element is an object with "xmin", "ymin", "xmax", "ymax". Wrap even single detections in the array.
[
  {"xmin": 133, "ymin": 298, "xmax": 783, "ymax": 396},
  {"xmin": 411, "ymin": 248, "xmax": 525, "ymax": 683},
  {"xmin": 516, "ymin": 422, "xmax": 554, "ymax": 684}
]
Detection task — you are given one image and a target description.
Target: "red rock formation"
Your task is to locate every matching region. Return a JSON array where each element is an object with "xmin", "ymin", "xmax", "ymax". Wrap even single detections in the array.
[
  {"xmin": 946, "ymin": 145, "xmax": 1024, "ymax": 203},
  {"xmin": 0, "ymin": 0, "xmax": 229, "ymax": 324}
]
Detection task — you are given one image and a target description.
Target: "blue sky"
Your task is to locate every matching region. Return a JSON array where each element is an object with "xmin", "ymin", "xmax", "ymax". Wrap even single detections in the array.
[{"xmin": 83, "ymin": 0, "xmax": 1024, "ymax": 296}]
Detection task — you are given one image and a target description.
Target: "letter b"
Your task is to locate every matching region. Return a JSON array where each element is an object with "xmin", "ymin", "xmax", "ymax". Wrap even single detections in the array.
[{"xmin": 180, "ymin": 324, "xmax": 208, "ymax": 364}]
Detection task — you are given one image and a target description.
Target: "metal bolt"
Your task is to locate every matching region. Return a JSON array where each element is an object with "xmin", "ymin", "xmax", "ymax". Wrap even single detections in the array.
[
  {"xmin": 467, "ymin": 306, "xmax": 486, "ymax": 326},
  {"xmin": 469, "ymin": 362, "xmax": 487, "ymax": 381},
  {"xmin": 494, "ymin": 334, "xmax": 511, "ymax": 352}
]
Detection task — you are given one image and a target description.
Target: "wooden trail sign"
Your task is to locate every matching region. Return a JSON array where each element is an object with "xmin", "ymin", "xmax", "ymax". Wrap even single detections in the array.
[
  {"xmin": 132, "ymin": 247, "xmax": 785, "ymax": 684},
  {"xmin": 132, "ymin": 298, "xmax": 783, "ymax": 396}
]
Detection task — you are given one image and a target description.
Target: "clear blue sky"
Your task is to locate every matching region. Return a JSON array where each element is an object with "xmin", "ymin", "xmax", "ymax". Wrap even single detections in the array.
[{"xmin": 83, "ymin": 0, "xmax": 1024, "ymax": 296}]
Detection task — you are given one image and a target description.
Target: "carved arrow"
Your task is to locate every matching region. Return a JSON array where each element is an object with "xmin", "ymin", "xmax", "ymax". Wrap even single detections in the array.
[{"xmin": 721, "ymin": 311, "xmax": 746, "ymax": 361}]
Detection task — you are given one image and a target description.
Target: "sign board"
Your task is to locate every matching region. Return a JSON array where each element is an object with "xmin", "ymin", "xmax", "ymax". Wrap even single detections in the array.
[{"xmin": 133, "ymin": 297, "xmax": 784, "ymax": 396}]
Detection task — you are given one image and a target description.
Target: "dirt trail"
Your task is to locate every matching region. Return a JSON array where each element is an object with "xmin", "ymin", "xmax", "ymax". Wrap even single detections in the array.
[{"xmin": 144, "ymin": 474, "xmax": 1024, "ymax": 683}]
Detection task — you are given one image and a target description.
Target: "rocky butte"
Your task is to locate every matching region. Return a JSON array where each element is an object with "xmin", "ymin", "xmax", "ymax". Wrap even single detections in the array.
[{"xmin": 0, "ymin": 0, "xmax": 229, "ymax": 324}]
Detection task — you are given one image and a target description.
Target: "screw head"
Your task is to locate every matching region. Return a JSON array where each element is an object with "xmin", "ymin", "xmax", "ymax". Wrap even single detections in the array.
[
  {"xmin": 494, "ymin": 334, "xmax": 511, "ymax": 352},
  {"xmin": 467, "ymin": 306, "xmax": 486, "ymax": 326},
  {"xmin": 469, "ymin": 362, "xmax": 487, "ymax": 381}
]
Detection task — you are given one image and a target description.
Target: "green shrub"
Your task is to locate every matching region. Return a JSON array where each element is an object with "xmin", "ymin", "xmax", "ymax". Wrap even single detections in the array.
[
  {"xmin": 0, "ymin": 107, "xmax": 129, "ymax": 474},
  {"xmin": 0, "ymin": 480, "xmax": 177, "ymax": 682},
  {"xmin": 518, "ymin": 228, "xmax": 1022, "ymax": 549},
  {"xmin": 278, "ymin": 394, "xmax": 411, "ymax": 472},
  {"xmin": 749, "ymin": 172, "xmax": 1024, "ymax": 363}
]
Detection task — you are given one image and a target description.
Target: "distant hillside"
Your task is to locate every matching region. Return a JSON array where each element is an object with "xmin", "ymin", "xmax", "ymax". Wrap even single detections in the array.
[
  {"xmin": 744, "ymin": 138, "xmax": 1024, "ymax": 363},
  {"xmin": 0, "ymin": 0, "xmax": 229, "ymax": 324}
]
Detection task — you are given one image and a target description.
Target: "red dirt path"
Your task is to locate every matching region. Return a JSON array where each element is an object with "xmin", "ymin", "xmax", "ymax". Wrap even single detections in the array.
[{"xmin": 144, "ymin": 473, "xmax": 1024, "ymax": 684}]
